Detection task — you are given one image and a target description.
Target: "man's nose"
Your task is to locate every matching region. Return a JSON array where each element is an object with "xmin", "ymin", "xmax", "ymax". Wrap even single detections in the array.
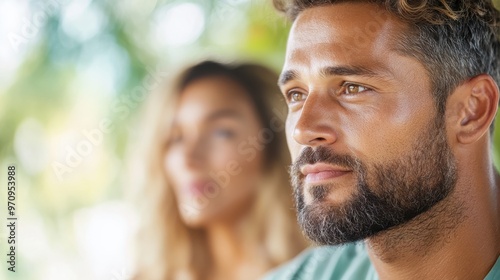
[{"xmin": 292, "ymin": 91, "xmax": 339, "ymax": 147}]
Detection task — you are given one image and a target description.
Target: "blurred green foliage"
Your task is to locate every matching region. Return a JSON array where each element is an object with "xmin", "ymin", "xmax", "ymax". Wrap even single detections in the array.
[{"xmin": 0, "ymin": 1, "xmax": 290, "ymax": 279}]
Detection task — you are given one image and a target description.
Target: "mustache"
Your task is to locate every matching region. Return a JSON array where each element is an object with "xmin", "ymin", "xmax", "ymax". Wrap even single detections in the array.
[
  {"xmin": 290, "ymin": 146, "xmax": 363, "ymax": 213},
  {"xmin": 290, "ymin": 146, "xmax": 360, "ymax": 178}
]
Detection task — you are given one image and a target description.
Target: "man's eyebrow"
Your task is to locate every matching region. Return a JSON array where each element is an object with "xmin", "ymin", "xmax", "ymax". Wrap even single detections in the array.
[
  {"xmin": 206, "ymin": 109, "xmax": 244, "ymax": 122},
  {"xmin": 321, "ymin": 65, "xmax": 380, "ymax": 77},
  {"xmin": 278, "ymin": 70, "xmax": 298, "ymax": 87},
  {"xmin": 278, "ymin": 65, "xmax": 387, "ymax": 87}
]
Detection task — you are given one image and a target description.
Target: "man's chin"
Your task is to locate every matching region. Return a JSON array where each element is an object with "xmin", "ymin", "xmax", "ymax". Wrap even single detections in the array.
[
  {"xmin": 297, "ymin": 201, "xmax": 387, "ymax": 245},
  {"xmin": 303, "ymin": 184, "xmax": 359, "ymax": 207}
]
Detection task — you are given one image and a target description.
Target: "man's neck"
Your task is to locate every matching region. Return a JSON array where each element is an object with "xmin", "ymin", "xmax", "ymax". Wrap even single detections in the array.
[{"xmin": 365, "ymin": 168, "xmax": 500, "ymax": 280}]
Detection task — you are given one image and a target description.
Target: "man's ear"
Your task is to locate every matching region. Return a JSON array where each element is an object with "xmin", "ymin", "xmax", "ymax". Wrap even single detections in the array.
[{"xmin": 449, "ymin": 74, "xmax": 499, "ymax": 144}]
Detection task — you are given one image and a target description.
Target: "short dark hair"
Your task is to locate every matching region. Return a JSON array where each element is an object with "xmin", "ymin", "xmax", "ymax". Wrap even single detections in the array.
[{"xmin": 274, "ymin": 0, "xmax": 500, "ymax": 116}]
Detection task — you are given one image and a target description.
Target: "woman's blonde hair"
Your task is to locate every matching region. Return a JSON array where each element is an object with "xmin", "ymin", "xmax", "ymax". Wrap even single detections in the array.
[{"xmin": 131, "ymin": 60, "xmax": 308, "ymax": 280}]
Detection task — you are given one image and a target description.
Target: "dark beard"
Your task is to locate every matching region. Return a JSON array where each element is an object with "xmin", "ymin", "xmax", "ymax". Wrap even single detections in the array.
[{"xmin": 291, "ymin": 117, "xmax": 458, "ymax": 245}]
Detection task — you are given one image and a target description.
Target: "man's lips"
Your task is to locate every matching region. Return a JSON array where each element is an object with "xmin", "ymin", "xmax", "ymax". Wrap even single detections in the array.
[{"xmin": 301, "ymin": 163, "xmax": 351, "ymax": 184}]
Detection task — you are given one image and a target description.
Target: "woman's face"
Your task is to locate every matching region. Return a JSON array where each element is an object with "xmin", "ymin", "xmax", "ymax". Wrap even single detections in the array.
[{"xmin": 164, "ymin": 75, "xmax": 267, "ymax": 227}]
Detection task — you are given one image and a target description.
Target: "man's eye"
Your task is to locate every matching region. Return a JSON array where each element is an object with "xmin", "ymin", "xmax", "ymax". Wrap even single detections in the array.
[
  {"xmin": 287, "ymin": 90, "xmax": 306, "ymax": 103},
  {"xmin": 342, "ymin": 83, "xmax": 370, "ymax": 95}
]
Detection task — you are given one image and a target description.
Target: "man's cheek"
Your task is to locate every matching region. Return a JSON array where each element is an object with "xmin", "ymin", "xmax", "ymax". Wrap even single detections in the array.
[
  {"xmin": 286, "ymin": 120, "xmax": 300, "ymax": 160},
  {"xmin": 288, "ymin": 142, "xmax": 302, "ymax": 162}
]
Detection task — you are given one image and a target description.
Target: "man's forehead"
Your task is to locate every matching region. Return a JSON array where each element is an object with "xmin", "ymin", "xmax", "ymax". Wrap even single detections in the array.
[
  {"xmin": 292, "ymin": 2, "xmax": 394, "ymax": 29},
  {"xmin": 283, "ymin": 3, "xmax": 405, "ymax": 76}
]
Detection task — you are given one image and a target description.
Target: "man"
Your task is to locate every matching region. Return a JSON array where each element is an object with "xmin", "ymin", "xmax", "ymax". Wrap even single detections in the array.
[{"xmin": 265, "ymin": 0, "xmax": 500, "ymax": 279}]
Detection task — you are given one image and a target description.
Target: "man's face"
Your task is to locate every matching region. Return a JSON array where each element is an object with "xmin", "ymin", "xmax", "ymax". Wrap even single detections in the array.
[{"xmin": 280, "ymin": 3, "xmax": 458, "ymax": 245}]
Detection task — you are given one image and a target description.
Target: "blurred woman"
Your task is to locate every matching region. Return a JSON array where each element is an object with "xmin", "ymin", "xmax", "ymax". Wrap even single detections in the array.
[{"xmin": 132, "ymin": 60, "xmax": 308, "ymax": 280}]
